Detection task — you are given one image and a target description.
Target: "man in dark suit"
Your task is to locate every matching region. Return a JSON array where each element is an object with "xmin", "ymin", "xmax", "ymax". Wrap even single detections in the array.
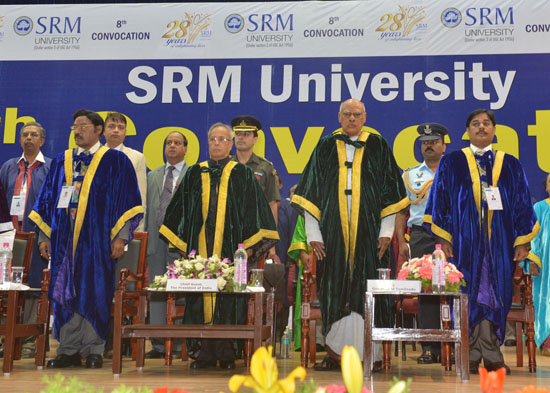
[{"xmin": 145, "ymin": 131, "xmax": 188, "ymax": 358}]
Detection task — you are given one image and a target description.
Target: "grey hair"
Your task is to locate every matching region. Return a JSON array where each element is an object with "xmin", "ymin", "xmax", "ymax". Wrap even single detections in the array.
[
  {"xmin": 208, "ymin": 122, "xmax": 233, "ymax": 139},
  {"xmin": 339, "ymin": 99, "xmax": 366, "ymax": 113},
  {"xmin": 21, "ymin": 121, "xmax": 46, "ymax": 139}
]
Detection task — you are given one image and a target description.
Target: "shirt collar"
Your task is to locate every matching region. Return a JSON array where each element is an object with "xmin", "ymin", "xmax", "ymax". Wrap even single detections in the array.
[
  {"xmin": 18, "ymin": 151, "xmax": 46, "ymax": 166},
  {"xmin": 167, "ymin": 159, "xmax": 186, "ymax": 173},
  {"xmin": 76, "ymin": 141, "xmax": 101, "ymax": 155},
  {"xmin": 111, "ymin": 143, "xmax": 124, "ymax": 151},
  {"xmin": 470, "ymin": 144, "xmax": 493, "ymax": 155}
]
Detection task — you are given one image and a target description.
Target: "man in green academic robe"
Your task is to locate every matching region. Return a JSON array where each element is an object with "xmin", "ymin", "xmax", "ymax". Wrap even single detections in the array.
[
  {"xmin": 291, "ymin": 99, "xmax": 408, "ymax": 370},
  {"xmin": 160, "ymin": 122, "xmax": 278, "ymax": 370}
]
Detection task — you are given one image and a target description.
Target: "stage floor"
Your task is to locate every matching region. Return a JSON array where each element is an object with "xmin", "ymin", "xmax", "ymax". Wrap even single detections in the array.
[{"xmin": 3, "ymin": 344, "xmax": 549, "ymax": 393}]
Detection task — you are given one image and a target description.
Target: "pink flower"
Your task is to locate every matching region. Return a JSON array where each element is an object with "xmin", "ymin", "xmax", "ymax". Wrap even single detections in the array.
[
  {"xmin": 397, "ymin": 269, "xmax": 410, "ymax": 280},
  {"xmin": 188, "ymin": 249, "xmax": 197, "ymax": 257},
  {"xmin": 418, "ymin": 266, "xmax": 432, "ymax": 280},
  {"xmin": 447, "ymin": 271, "xmax": 461, "ymax": 284},
  {"xmin": 324, "ymin": 385, "xmax": 348, "ymax": 393}
]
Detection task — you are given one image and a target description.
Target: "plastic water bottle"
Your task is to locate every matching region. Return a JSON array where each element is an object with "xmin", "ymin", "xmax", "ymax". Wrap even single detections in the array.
[
  {"xmin": 0, "ymin": 243, "xmax": 12, "ymax": 284},
  {"xmin": 432, "ymin": 244, "xmax": 446, "ymax": 293},
  {"xmin": 233, "ymin": 243, "xmax": 247, "ymax": 292},
  {"xmin": 281, "ymin": 328, "xmax": 290, "ymax": 358}
]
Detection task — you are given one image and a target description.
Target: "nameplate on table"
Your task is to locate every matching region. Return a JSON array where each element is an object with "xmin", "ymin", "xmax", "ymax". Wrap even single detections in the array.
[
  {"xmin": 367, "ymin": 279, "xmax": 421, "ymax": 293},
  {"xmin": 166, "ymin": 279, "xmax": 218, "ymax": 292}
]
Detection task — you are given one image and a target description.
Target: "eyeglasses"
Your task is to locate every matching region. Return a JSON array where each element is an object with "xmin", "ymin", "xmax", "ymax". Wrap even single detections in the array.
[
  {"xmin": 235, "ymin": 131, "xmax": 254, "ymax": 138},
  {"xmin": 341, "ymin": 111, "xmax": 365, "ymax": 119},
  {"xmin": 208, "ymin": 136, "xmax": 232, "ymax": 143},
  {"xmin": 70, "ymin": 124, "xmax": 94, "ymax": 131},
  {"xmin": 21, "ymin": 132, "xmax": 41, "ymax": 138},
  {"xmin": 106, "ymin": 124, "xmax": 126, "ymax": 131},
  {"xmin": 469, "ymin": 121, "xmax": 493, "ymax": 128}
]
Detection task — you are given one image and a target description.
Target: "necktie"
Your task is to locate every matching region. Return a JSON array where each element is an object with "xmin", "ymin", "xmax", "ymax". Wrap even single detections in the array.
[
  {"xmin": 475, "ymin": 150, "xmax": 494, "ymax": 205},
  {"xmin": 70, "ymin": 150, "xmax": 91, "ymax": 219},
  {"xmin": 12, "ymin": 160, "xmax": 41, "ymax": 230},
  {"xmin": 157, "ymin": 166, "xmax": 175, "ymax": 227}
]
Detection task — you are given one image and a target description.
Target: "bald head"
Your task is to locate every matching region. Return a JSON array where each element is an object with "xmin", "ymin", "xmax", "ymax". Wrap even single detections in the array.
[{"xmin": 338, "ymin": 99, "xmax": 366, "ymax": 137}]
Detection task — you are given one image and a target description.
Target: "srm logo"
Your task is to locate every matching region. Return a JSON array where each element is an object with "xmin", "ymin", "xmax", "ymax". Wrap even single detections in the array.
[
  {"xmin": 36, "ymin": 16, "xmax": 81, "ymax": 34},
  {"xmin": 465, "ymin": 7, "xmax": 513, "ymax": 26},
  {"xmin": 247, "ymin": 13, "xmax": 293, "ymax": 32}
]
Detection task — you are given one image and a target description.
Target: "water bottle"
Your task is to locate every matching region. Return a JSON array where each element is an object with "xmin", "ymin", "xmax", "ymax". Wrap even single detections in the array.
[
  {"xmin": 432, "ymin": 244, "xmax": 446, "ymax": 293},
  {"xmin": 281, "ymin": 328, "xmax": 290, "ymax": 359},
  {"xmin": 0, "ymin": 243, "xmax": 12, "ymax": 285},
  {"xmin": 233, "ymin": 243, "xmax": 247, "ymax": 292}
]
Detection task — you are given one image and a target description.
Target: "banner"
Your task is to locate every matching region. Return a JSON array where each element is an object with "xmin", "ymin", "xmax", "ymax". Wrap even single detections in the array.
[{"xmin": 1, "ymin": 1, "xmax": 549, "ymax": 200}]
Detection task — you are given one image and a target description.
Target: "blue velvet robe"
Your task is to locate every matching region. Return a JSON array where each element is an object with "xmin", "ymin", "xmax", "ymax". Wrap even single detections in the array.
[
  {"xmin": 424, "ymin": 148, "xmax": 539, "ymax": 342},
  {"xmin": 29, "ymin": 147, "xmax": 143, "ymax": 340},
  {"xmin": 532, "ymin": 198, "xmax": 550, "ymax": 347},
  {"xmin": 0, "ymin": 156, "xmax": 52, "ymax": 288}
]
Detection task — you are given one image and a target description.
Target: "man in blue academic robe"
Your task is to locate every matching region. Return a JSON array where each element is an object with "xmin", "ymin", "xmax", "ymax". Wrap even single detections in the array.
[
  {"xmin": 30, "ymin": 109, "xmax": 143, "ymax": 369},
  {"xmin": 424, "ymin": 109, "xmax": 539, "ymax": 375}
]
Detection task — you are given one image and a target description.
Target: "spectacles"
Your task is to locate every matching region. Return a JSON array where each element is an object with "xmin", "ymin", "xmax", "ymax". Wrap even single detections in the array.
[
  {"xmin": 70, "ymin": 124, "xmax": 94, "ymax": 131},
  {"xmin": 235, "ymin": 131, "xmax": 254, "ymax": 138},
  {"xmin": 21, "ymin": 132, "xmax": 41, "ymax": 138},
  {"xmin": 208, "ymin": 136, "xmax": 232, "ymax": 143},
  {"xmin": 469, "ymin": 121, "xmax": 493, "ymax": 128},
  {"xmin": 106, "ymin": 124, "xmax": 126, "ymax": 131},
  {"xmin": 341, "ymin": 111, "xmax": 365, "ymax": 119}
]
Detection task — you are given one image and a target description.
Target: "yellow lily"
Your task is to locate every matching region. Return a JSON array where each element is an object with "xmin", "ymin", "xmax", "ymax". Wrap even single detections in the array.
[
  {"xmin": 341, "ymin": 346, "xmax": 363, "ymax": 393},
  {"xmin": 229, "ymin": 346, "xmax": 306, "ymax": 393}
]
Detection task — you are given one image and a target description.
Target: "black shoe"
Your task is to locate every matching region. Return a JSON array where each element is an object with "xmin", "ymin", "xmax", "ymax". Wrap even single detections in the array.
[
  {"xmin": 372, "ymin": 360, "xmax": 383, "ymax": 373},
  {"xmin": 485, "ymin": 362, "xmax": 511, "ymax": 375},
  {"xmin": 504, "ymin": 339, "xmax": 516, "ymax": 347},
  {"xmin": 316, "ymin": 344, "xmax": 326, "ymax": 352},
  {"xmin": 219, "ymin": 360, "xmax": 236, "ymax": 370},
  {"xmin": 47, "ymin": 353, "xmax": 82, "ymax": 368},
  {"xmin": 417, "ymin": 350, "xmax": 440, "ymax": 364},
  {"xmin": 145, "ymin": 349, "xmax": 165, "ymax": 359},
  {"xmin": 190, "ymin": 360, "xmax": 216, "ymax": 369},
  {"xmin": 313, "ymin": 355, "xmax": 340, "ymax": 371},
  {"xmin": 85, "ymin": 354, "xmax": 103, "ymax": 369},
  {"xmin": 469, "ymin": 361, "xmax": 480, "ymax": 374}
]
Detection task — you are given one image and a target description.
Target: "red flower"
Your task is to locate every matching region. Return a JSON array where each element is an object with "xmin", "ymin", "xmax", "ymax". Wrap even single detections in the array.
[{"xmin": 153, "ymin": 388, "xmax": 190, "ymax": 393}]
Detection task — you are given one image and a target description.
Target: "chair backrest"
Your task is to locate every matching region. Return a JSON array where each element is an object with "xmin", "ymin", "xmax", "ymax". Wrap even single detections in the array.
[
  {"xmin": 115, "ymin": 232, "xmax": 148, "ymax": 291},
  {"xmin": 12, "ymin": 231, "xmax": 35, "ymax": 283}
]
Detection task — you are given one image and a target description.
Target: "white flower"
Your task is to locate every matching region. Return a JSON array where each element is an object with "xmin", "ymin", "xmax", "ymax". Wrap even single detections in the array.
[
  {"xmin": 198, "ymin": 272, "xmax": 205, "ymax": 279},
  {"xmin": 217, "ymin": 276, "xmax": 227, "ymax": 290},
  {"xmin": 195, "ymin": 263, "xmax": 205, "ymax": 271},
  {"xmin": 183, "ymin": 261, "xmax": 192, "ymax": 270}
]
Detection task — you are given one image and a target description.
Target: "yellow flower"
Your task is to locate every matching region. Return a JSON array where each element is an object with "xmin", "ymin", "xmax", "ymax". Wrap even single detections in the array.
[
  {"xmin": 341, "ymin": 346, "xmax": 363, "ymax": 393},
  {"xmin": 228, "ymin": 346, "xmax": 305, "ymax": 393}
]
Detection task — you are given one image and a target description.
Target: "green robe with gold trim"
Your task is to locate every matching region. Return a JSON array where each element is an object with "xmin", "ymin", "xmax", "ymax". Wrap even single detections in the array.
[
  {"xmin": 291, "ymin": 131, "xmax": 408, "ymax": 331},
  {"xmin": 160, "ymin": 158, "xmax": 279, "ymax": 326}
]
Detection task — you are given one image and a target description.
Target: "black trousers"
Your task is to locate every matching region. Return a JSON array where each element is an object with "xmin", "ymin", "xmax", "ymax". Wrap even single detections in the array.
[
  {"xmin": 196, "ymin": 339, "xmax": 236, "ymax": 363},
  {"xmin": 410, "ymin": 225, "xmax": 440, "ymax": 355}
]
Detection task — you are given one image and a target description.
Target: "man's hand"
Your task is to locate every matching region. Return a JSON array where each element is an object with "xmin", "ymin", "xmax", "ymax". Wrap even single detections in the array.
[
  {"xmin": 111, "ymin": 238, "xmax": 126, "ymax": 259},
  {"xmin": 530, "ymin": 262, "xmax": 540, "ymax": 277},
  {"xmin": 39, "ymin": 241, "xmax": 50, "ymax": 260},
  {"xmin": 513, "ymin": 244, "xmax": 530, "ymax": 262},
  {"xmin": 398, "ymin": 240, "xmax": 410, "ymax": 261},
  {"xmin": 378, "ymin": 237, "xmax": 391, "ymax": 259},
  {"xmin": 299, "ymin": 250, "xmax": 311, "ymax": 271},
  {"xmin": 310, "ymin": 241, "xmax": 325, "ymax": 261},
  {"xmin": 440, "ymin": 240, "xmax": 453, "ymax": 259}
]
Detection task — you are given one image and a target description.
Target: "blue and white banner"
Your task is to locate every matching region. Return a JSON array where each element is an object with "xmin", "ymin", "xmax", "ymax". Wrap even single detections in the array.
[{"xmin": 0, "ymin": 1, "xmax": 549, "ymax": 199}]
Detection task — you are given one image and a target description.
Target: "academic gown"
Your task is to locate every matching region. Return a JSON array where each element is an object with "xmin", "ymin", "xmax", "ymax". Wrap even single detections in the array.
[
  {"xmin": 160, "ymin": 158, "xmax": 279, "ymax": 326},
  {"xmin": 30, "ymin": 147, "xmax": 143, "ymax": 340},
  {"xmin": 423, "ymin": 148, "xmax": 538, "ymax": 342},
  {"xmin": 532, "ymin": 198, "xmax": 550, "ymax": 347},
  {"xmin": 291, "ymin": 131, "xmax": 408, "ymax": 332}
]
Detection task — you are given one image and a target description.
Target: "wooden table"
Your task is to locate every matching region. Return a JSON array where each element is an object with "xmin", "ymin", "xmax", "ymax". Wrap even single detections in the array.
[
  {"xmin": 112, "ymin": 289, "xmax": 274, "ymax": 375},
  {"xmin": 363, "ymin": 291, "xmax": 469, "ymax": 382},
  {"xmin": 0, "ymin": 278, "xmax": 50, "ymax": 375}
]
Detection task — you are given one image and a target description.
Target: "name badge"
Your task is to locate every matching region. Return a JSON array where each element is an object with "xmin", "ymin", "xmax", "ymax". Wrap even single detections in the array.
[
  {"xmin": 485, "ymin": 187, "xmax": 503, "ymax": 210},
  {"xmin": 57, "ymin": 186, "xmax": 75, "ymax": 208},
  {"xmin": 10, "ymin": 195, "xmax": 25, "ymax": 216}
]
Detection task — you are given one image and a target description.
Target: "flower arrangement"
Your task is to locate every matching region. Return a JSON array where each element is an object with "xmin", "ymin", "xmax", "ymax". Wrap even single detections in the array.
[
  {"xmin": 150, "ymin": 250, "xmax": 235, "ymax": 292},
  {"xmin": 397, "ymin": 254, "xmax": 466, "ymax": 293}
]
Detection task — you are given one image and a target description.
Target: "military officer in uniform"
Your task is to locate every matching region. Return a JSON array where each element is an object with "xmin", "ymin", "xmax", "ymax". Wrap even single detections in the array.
[
  {"xmin": 231, "ymin": 115, "xmax": 281, "ymax": 224},
  {"xmin": 395, "ymin": 122, "xmax": 447, "ymax": 364}
]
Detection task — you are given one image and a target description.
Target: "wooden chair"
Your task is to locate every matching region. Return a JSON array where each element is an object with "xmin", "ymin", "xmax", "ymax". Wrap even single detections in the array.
[
  {"xmin": 0, "ymin": 231, "xmax": 36, "ymax": 359},
  {"xmin": 113, "ymin": 232, "xmax": 148, "ymax": 360},
  {"xmin": 300, "ymin": 253, "xmax": 321, "ymax": 367},
  {"xmin": 506, "ymin": 262, "xmax": 536, "ymax": 372}
]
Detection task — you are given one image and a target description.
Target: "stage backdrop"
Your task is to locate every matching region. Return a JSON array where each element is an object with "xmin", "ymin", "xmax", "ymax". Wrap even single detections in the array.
[{"xmin": 1, "ymin": 0, "xmax": 549, "ymax": 200}]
